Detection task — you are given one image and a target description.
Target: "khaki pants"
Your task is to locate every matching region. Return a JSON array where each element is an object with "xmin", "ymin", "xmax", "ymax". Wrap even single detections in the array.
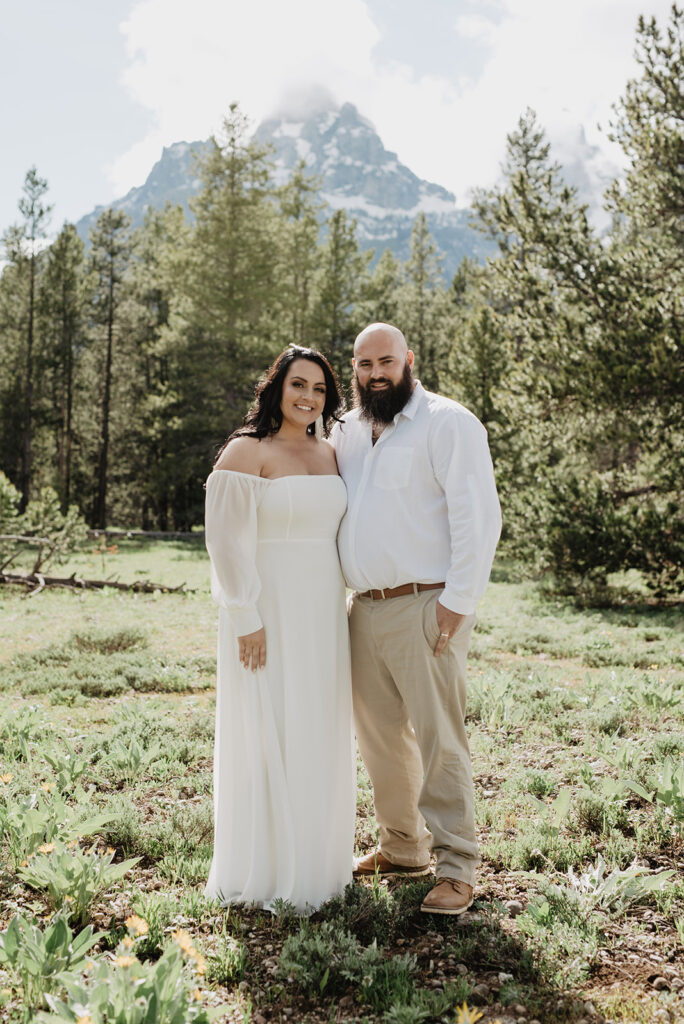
[{"xmin": 349, "ymin": 589, "xmax": 478, "ymax": 886}]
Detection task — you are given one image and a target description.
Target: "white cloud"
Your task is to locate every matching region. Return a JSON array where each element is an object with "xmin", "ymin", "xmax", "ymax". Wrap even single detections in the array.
[{"xmin": 111, "ymin": 0, "xmax": 675, "ymax": 205}]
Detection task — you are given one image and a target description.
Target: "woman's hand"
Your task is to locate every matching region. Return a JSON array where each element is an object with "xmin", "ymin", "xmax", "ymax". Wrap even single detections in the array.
[{"xmin": 238, "ymin": 627, "xmax": 266, "ymax": 672}]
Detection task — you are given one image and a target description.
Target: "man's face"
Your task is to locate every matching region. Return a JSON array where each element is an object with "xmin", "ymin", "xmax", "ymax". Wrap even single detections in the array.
[
  {"xmin": 352, "ymin": 330, "xmax": 415, "ymax": 424},
  {"xmin": 353, "ymin": 331, "xmax": 412, "ymax": 392}
]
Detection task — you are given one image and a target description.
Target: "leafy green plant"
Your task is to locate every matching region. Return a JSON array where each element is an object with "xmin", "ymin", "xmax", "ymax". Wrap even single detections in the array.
[
  {"xmin": 467, "ymin": 673, "xmax": 525, "ymax": 727},
  {"xmin": 159, "ymin": 849, "xmax": 212, "ymax": 885},
  {"xmin": 565, "ymin": 855, "xmax": 674, "ymax": 916},
  {"xmin": 278, "ymin": 920, "xmax": 417, "ymax": 1011},
  {"xmin": 384, "ymin": 981, "xmax": 474, "ymax": 1024},
  {"xmin": 0, "ymin": 787, "xmax": 114, "ymax": 873},
  {"xmin": 361, "ymin": 952, "xmax": 416, "ymax": 1012},
  {"xmin": 70, "ymin": 627, "xmax": 148, "ymax": 654},
  {"xmin": 0, "ymin": 913, "xmax": 102, "ymax": 1016},
  {"xmin": 626, "ymin": 756, "xmax": 684, "ymax": 832},
  {"xmin": 205, "ymin": 929, "xmax": 247, "ymax": 986},
  {"xmin": 38, "ymin": 936, "xmax": 218, "ymax": 1024},
  {"xmin": 18, "ymin": 842, "xmax": 140, "ymax": 926},
  {"xmin": 128, "ymin": 892, "xmax": 182, "ymax": 957},
  {"xmin": 516, "ymin": 884, "xmax": 600, "ymax": 988},
  {"xmin": 0, "ymin": 706, "xmax": 48, "ymax": 761},
  {"xmin": 104, "ymin": 735, "xmax": 163, "ymax": 784},
  {"xmin": 529, "ymin": 788, "xmax": 572, "ymax": 838},
  {"xmin": 19, "ymin": 486, "xmax": 88, "ymax": 574},
  {"xmin": 43, "ymin": 747, "xmax": 88, "ymax": 793},
  {"xmin": 317, "ymin": 877, "xmax": 397, "ymax": 945}
]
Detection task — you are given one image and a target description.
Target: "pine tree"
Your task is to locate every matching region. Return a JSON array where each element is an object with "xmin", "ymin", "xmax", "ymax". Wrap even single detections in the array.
[
  {"xmin": 123, "ymin": 204, "xmax": 191, "ymax": 529},
  {"xmin": 445, "ymin": 260, "xmax": 510, "ymax": 451},
  {"xmin": 88, "ymin": 207, "xmax": 132, "ymax": 529},
  {"xmin": 188, "ymin": 104, "xmax": 280, "ymax": 387},
  {"xmin": 312, "ymin": 209, "xmax": 370, "ymax": 384},
  {"xmin": 0, "ymin": 234, "xmax": 29, "ymax": 488},
  {"xmin": 276, "ymin": 163, "xmax": 323, "ymax": 348},
  {"xmin": 2, "ymin": 169, "xmax": 52, "ymax": 509},
  {"xmin": 360, "ymin": 248, "xmax": 402, "ymax": 325},
  {"xmin": 37, "ymin": 223, "xmax": 87, "ymax": 510},
  {"xmin": 396, "ymin": 214, "xmax": 448, "ymax": 391}
]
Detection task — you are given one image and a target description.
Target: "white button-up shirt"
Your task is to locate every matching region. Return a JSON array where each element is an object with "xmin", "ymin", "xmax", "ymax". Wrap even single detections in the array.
[{"xmin": 332, "ymin": 382, "xmax": 502, "ymax": 615}]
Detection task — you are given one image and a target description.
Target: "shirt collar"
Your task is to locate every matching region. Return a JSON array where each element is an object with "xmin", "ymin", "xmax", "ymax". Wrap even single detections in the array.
[{"xmin": 395, "ymin": 380, "xmax": 425, "ymax": 422}]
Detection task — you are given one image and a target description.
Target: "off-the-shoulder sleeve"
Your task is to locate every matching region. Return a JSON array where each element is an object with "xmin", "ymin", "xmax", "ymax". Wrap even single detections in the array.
[{"xmin": 205, "ymin": 471, "xmax": 268, "ymax": 636}]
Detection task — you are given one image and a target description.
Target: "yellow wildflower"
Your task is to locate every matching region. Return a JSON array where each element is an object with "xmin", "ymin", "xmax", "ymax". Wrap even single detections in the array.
[
  {"xmin": 20, "ymin": 860, "xmax": 28, "ymax": 868},
  {"xmin": 455, "ymin": 1005, "xmax": 484, "ymax": 1024},
  {"xmin": 77, "ymin": 1016, "xmax": 93, "ymax": 1024},
  {"xmin": 193, "ymin": 988, "xmax": 203, "ymax": 1001},
  {"xmin": 115, "ymin": 955, "xmax": 136, "ymax": 968},
  {"xmin": 63, "ymin": 895, "xmax": 75, "ymax": 904},
  {"xmin": 85, "ymin": 961, "xmax": 94, "ymax": 970},
  {"xmin": 121, "ymin": 936, "xmax": 134, "ymax": 950},
  {"xmin": 0, "ymin": 773, "xmax": 12, "ymax": 784},
  {"xmin": 173, "ymin": 929, "xmax": 194, "ymax": 954},
  {"xmin": 40, "ymin": 782, "xmax": 54, "ymax": 793},
  {"xmin": 37, "ymin": 842, "xmax": 55, "ymax": 854},
  {"xmin": 106, "ymin": 846, "xmax": 115, "ymax": 856},
  {"xmin": 125, "ymin": 915, "xmax": 149, "ymax": 936},
  {"xmin": 193, "ymin": 953, "xmax": 206, "ymax": 975}
]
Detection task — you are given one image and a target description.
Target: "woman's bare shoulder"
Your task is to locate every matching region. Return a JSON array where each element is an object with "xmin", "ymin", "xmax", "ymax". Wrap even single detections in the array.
[
  {"xmin": 318, "ymin": 437, "xmax": 339, "ymax": 473},
  {"xmin": 214, "ymin": 436, "xmax": 264, "ymax": 475}
]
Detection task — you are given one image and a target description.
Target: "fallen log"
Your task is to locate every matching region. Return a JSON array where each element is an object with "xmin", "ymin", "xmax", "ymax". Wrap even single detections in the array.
[
  {"xmin": 0, "ymin": 534, "xmax": 52, "ymax": 545},
  {"xmin": 0, "ymin": 571, "xmax": 191, "ymax": 595},
  {"xmin": 87, "ymin": 529, "xmax": 204, "ymax": 541}
]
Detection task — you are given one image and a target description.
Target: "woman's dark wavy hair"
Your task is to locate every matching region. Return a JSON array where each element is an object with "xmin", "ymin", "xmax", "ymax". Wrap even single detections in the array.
[{"xmin": 218, "ymin": 346, "xmax": 344, "ymax": 457}]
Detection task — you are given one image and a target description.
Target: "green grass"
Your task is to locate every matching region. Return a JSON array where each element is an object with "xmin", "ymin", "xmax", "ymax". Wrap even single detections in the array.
[{"xmin": 0, "ymin": 540, "xmax": 682, "ymax": 1023}]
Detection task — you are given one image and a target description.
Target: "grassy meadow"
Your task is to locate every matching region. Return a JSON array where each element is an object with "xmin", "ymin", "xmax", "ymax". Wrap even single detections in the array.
[{"xmin": 0, "ymin": 538, "xmax": 682, "ymax": 1024}]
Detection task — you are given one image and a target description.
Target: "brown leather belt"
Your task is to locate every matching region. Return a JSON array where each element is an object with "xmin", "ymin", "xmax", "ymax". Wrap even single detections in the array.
[{"xmin": 359, "ymin": 582, "xmax": 445, "ymax": 601}]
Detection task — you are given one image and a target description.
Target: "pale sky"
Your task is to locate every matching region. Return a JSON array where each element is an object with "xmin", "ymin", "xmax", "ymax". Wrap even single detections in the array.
[{"xmin": 1, "ymin": 0, "xmax": 674, "ymax": 236}]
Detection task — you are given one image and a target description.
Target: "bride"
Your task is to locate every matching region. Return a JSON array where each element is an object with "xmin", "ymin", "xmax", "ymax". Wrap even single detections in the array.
[{"xmin": 204, "ymin": 345, "xmax": 355, "ymax": 912}]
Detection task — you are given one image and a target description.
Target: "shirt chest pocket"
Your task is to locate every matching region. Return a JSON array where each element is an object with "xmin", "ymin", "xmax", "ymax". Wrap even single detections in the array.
[{"xmin": 374, "ymin": 446, "xmax": 413, "ymax": 490}]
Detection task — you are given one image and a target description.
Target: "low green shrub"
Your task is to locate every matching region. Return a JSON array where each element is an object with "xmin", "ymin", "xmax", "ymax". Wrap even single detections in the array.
[
  {"xmin": 205, "ymin": 928, "xmax": 247, "ymax": 986},
  {"xmin": 0, "ymin": 913, "xmax": 102, "ymax": 1014},
  {"xmin": 0, "ymin": 786, "xmax": 114, "ymax": 873},
  {"xmin": 38, "ymin": 928, "xmax": 216, "ymax": 1024},
  {"xmin": 70, "ymin": 627, "xmax": 148, "ymax": 654},
  {"xmin": 18, "ymin": 842, "xmax": 140, "ymax": 927},
  {"xmin": 278, "ymin": 920, "xmax": 417, "ymax": 1011}
]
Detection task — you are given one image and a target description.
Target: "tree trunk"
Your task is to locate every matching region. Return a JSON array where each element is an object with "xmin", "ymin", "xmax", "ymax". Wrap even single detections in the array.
[
  {"xmin": 94, "ymin": 269, "xmax": 115, "ymax": 528},
  {"xmin": 20, "ymin": 252, "xmax": 35, "ymax": 511}
]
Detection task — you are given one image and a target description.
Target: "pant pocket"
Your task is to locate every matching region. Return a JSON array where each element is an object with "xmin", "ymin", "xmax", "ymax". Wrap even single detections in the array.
[{"xmin": 421, "ymin": 592, "xmax": 441, "ymax": 650}]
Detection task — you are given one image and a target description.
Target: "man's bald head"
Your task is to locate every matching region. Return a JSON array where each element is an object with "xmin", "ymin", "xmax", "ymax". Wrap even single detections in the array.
[
  {"xmin": 352, "ymin": 322, "xmax": 415, "ymax": 422},
  {"xmin": 354, "ymin": 322, "xmax": 408, "ymax": 358}
]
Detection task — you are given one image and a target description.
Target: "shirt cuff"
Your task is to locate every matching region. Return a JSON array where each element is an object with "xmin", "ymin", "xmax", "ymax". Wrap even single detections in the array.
[
  {"xmin": 439, "ymin": 588, "xmax": 476, "ymax": 616},
  {"xmin": 230, "ymin": 605, "xmax": 263, "ymax": 637}
]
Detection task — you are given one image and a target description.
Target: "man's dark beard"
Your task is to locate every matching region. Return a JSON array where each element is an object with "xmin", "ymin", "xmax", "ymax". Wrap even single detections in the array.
[{"xmin": 353, "ymin": 360, "xmax": 415, "ymax": 424}]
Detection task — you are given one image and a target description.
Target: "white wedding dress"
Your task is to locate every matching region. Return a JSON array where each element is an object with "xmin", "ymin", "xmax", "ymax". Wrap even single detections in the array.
[{"xmin": 204, "ymin": 470, "xmax": 355, "ymax": 913}]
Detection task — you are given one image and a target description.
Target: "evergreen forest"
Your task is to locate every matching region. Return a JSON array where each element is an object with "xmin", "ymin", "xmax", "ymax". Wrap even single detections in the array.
[{"xmin": 0, "ymin": 8, "xmax": 681, "ymax": 602}]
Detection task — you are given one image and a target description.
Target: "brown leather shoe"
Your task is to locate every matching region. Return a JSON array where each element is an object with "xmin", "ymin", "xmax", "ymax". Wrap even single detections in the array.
[
  {"xmin": 420, "ymin": 877, "xmax": 474, "ymax": 915},
  {"xmin": 353, "ymin": 850, "xmax": 431, "ymax": 878}
]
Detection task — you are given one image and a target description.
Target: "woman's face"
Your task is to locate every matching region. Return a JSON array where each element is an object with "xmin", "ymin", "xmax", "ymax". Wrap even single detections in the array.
[{"xmin": 280, "ymin": 358, "xmax": 327, "ymax": 429}]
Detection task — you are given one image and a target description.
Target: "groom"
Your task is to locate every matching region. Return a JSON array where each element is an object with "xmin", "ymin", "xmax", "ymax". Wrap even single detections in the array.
[{"xmin": 333, "ymin": 322, "xmax": 501, "ymax": 914}]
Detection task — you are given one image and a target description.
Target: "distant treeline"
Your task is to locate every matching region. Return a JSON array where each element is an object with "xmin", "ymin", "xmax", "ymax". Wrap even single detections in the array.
[{"xmin": 0, "ymin": 8, "xmax": 681, "ymax": 599}]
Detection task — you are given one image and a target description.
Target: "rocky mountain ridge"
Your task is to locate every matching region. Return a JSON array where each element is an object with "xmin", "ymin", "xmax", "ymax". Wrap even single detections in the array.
[{"xmin": 76, "ymin": 101, "xmax": 613, "ymax": 279}]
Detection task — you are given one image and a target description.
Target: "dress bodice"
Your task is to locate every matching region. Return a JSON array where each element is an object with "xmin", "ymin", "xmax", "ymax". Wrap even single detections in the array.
[{"xmin": 256, "ymin": 475, "xmax": 347, "ymax": 542}]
